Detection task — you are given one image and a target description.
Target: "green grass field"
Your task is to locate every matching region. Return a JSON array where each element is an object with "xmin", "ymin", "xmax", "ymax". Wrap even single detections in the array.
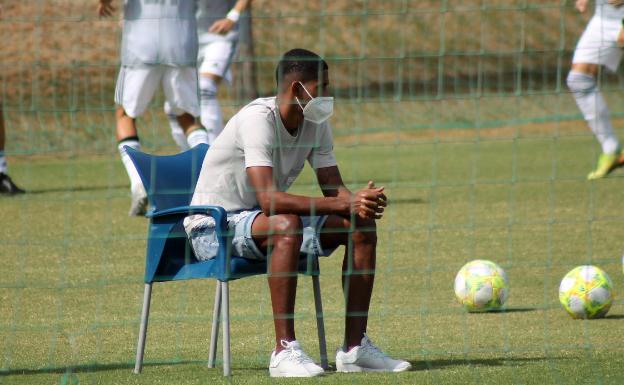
[{"xmin": 2, "ymin": 124, "xmax": 624, "ymax": 385}]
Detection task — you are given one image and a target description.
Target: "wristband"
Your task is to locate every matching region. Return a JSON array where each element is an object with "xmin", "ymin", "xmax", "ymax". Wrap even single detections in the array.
[{"xmin": 226, "ymin": 9, "xmax": 240, "ymax": 23}]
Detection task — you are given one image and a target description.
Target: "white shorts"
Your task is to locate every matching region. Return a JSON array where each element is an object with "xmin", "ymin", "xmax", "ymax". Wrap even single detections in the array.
[
  {"xmin": 573, "ymin": 16, "xmax": 624, "ymax": 73},
  {"xmin": 114, "ymin": 65, "xmax": 200, "ymax": 118},
  {"xmin": 198, "ymin": 38, "xmax": 238, "ymax": 83}
]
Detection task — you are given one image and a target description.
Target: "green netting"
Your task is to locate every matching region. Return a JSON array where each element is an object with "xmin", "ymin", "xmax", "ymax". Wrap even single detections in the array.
[{"xmin": 1, "ymin": 1, "xmax": 624, "ymax": 384}]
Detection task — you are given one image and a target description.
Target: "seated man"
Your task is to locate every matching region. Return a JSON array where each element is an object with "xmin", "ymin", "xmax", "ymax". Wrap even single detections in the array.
[{"xmin": 184, "ymin": 48, "xmax": 411, "ymax": 377}]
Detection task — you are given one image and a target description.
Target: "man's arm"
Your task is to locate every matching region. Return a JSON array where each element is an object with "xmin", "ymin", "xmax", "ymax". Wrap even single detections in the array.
[
  {"xmin": 208, "ymin": 0, "xmax": 252, "ymax": 35},
  {"xmin": 315, "ymin": 165, "xmax": 387, "ymax": 220},
  {"xmin": 247, "ymin": 166, "xmax": 349, "ymax": 217},
  {"xmin": 315, "ymin": 165, "xmax": 352, "ymax": 199},
  {"xmin": 246, "ymin": 165, "xmax": 386, "ymax": 220}
]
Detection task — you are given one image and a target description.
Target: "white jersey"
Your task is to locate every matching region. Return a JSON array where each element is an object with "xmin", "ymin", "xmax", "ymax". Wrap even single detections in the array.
[
  {"xmin": 184, "ymin": 97, "xmax": 337, "ymax": 233},
  {"xmin": 197, "ymin": 0, "xmax": 239, "ymax": 43},
  {"xmin": 121, "ymin": 0, "xmax": 198, "ymax": 67},
  {"xmin": 595, "ymin": 0, "xmax": 624, "ymax": 19}
]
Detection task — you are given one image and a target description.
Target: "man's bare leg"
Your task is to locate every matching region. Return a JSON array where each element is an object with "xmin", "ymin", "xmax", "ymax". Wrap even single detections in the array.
[
  {"xmin": 251, "ymin": 213, "xmax": 303, "ymax": 352},
  {"xmin": 320, "ymin": 215, "xmax": 411, "ymax": 372},
  {"xmin": 321, "ymin": 215, "xmax": 376, "ymax": 350}
]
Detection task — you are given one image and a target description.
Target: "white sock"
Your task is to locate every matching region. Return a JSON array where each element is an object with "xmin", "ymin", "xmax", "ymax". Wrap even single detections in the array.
[
  {"xmin": 117, "ymin": 138, "xmax": 145, "ymax": 194},
  {"xmin": 187, "ymin": 129, "xmax": 209, "ymax": 148},
  {"xmin": 567, "ymin": 71, "xmax": 619, "ymax": 154},
  {"xmin": 199, "ymin": 76, "xmax": 223, "ymax": 144},
  {"xmin": 164, "ymin": 102, "xmax": 190, "ymax": 151},
  {"xmin": 0, "ymin": 150, "xmax": 7, "ymax": 174}
]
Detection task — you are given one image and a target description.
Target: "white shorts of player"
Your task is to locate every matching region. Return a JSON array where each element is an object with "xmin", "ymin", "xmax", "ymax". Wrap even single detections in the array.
[
  {"xmin": 573, "ymin": 16, "xmax": 624, "ymax": 72},
  {"xmin": 114, "ymin": 65, "xmax": 200, "ymax": 118},
  {"xmin": 197, "ymin": 33, "xmax": 238, "ymax": 83}
]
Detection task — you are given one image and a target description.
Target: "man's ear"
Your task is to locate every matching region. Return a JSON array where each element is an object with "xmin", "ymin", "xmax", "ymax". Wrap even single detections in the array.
[{"xmin": 290, "ymin": 81, "xmax": 302, "ymax": 98}]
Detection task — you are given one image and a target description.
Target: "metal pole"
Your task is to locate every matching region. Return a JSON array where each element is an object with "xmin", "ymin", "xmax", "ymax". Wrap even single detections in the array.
[
  {"xmin": 312, "ymin": 275, "xmax": 328, "ymax": 369},
  {"xmin": 208, "ymin": 281, "xmax": 222, "ymax": 368},
  {"xmin": 133, "ymin": 283, "xmax": 152, "ymax": 374},
  {"xmin": 221, "ymin": 281, "xmax": 231, "ymax": 376}
]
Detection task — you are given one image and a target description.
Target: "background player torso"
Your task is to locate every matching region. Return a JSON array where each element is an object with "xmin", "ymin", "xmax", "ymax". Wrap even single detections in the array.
[
  {"xmin": 121, "ymin": 0, "xmax": 199, "ymax": 67},
  {"xmin": 595, "ymin": 0, "xmax": 624, "ymax": 19}
]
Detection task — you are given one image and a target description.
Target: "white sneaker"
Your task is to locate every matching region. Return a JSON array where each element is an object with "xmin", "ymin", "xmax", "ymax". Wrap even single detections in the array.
[
  {"xmin": 269, "ymin": 340, "xmax": 324, "ymax": 378},
  {"xmin": 128, "ymin": 185, "xmax": 148, "ymax": 216},
  {"xmin": 336, "ymin": 334, "xmax": 411, "ymax": 373}
]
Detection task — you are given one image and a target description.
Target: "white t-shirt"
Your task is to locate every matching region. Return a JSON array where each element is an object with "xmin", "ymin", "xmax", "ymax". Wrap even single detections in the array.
[
  {"xmin": 184, "ymin": 97, "xmax": 338, "ymax": 233},
  {"xmin": 196, "ymin": 0, "xmax": 239, "ymax": 44},
  {"xmin": 595, "ymin": 0, "xmax": 624, "ymax": 19},
  {"xmin": 121, "ymin": 0, "xmax": 198, "ymax": 67}
]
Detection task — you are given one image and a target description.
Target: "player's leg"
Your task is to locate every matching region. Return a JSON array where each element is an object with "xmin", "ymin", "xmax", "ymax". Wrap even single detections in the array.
[
  {"xmin": 162, "ymin": 66, "xmax": 209, "ymax": 147},
  {"xmin": 567, "ymin": 63, "xmax": 621, "ymax": 179},
  {"xmin": 319, "ymin": 215, "xmax": 411, "ymax": 372},
  {"xmin": 0, "ymin": 106, "xmax": 25, "ymax": 194},
  {"xmin": 114, "ymin": 66, "xmax": 161, "ymax": 215},
  {"xmin": 199, "ymin": 73, "xmax": 223, "ymax": 144},
  {"xmin": 248, "ymin": 212, "xmax": 324, "ymax": 377},
  {"xmin": 568, "ymin": 16, "xmax": 624, "ymax": 179},
  {"xmin": 164, "ymin": 101, "xmax": 190, "ymax": 151},
  {"xmin": 197, "ymin": 40, "xmax": 237, "ymax": 143}
]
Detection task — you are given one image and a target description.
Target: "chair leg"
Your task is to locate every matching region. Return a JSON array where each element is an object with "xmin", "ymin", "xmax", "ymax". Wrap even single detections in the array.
[
  {"xmin": 134, "ymin": 283, "xmax": 153, "ymax": 374},
  {"xmin": 208, "ymin": 281, "xmax": 222, "ymax": 368},
  {"xmin": 312, "ymin": 275, "xmax": 328, "ymax": 369},
  {"xmin": 221, "ymin": 281, "xmax": 231, "ymax": 376}
]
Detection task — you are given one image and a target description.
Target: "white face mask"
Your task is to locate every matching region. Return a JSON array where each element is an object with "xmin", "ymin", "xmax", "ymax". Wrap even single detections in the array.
[{"xmin": 295, "ymin": 82, "xmax": 334, "ymax": 124}]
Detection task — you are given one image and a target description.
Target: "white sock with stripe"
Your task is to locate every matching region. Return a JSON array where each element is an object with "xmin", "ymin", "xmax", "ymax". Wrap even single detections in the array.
[
  {"xmin": 186, "ymin": 129, "xmax": 209, "ymax": 148},
  {"xmin": 117, "ymin": 138, "xmax": 144, "ymax": 195},
  {"xmin": 199, "ymin": 76, "xmax": 223, "ymax": 144},
  {"xmin": 0, "ymin": 150, "xmax": 7, "ymax": 174}
]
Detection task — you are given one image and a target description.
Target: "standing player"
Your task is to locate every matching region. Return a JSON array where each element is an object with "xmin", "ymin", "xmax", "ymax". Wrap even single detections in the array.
[
  {"xmin": 98, "ymin": 0, "xmax": 209, "ymax": 215},
  {"xmin": 166, "ymin": 0, "xmax": 252, "ymax": 151},
  {"xmin": 567, "ymin": 0, "xmax": 624, "ymax": 179},
  {"xmin": 0, "ymin": 4, "xmax": 25, "ymax": 195},
  {"xmin": 0, "ymin": 106, "xmax": 25, "ymax": 195},
  {"xmin": 184, "ymin": 49, "xmax": 411, "ymax": 377}
]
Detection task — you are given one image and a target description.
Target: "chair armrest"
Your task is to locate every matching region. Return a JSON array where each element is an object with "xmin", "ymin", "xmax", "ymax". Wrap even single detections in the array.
[
  {"xmin": 147, "ymin": 205, "xmax": 227, "ymax": 221},
  {"xmin": 148, "ymin": 205, "xmax": 232, "ymax": 280}
]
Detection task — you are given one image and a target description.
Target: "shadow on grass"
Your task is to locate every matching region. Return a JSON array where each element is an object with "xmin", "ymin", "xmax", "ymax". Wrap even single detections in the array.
[
  {"xmin": 602, "ymin": 314, "xmax": 624, "ymax": 320},
  {"xmin": 460, "ymin": 307, "xmax": 538, "ymax": 314},
  {"xmin": 0, "ymin": 359, "xmax": 207, "ymax": 376},
  {"xmin": 408, "ymin": 355, "xmax": 568, "ymax": 371},
  {"xmin": 25, "ymin": 184, "xmax": 127, "ymax": 195},
  {"xmin": 388, "ymin": 197, "xmax": 426, "ymax": 205},
  {"xmin": 484, "ymin": 307, "xmax": 538, "ymax": 313}
]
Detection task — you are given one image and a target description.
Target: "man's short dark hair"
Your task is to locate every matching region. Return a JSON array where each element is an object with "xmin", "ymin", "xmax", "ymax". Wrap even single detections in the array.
[{"xmin": 275, "ymin": 48, "xmax": 329, "ymax": 89}]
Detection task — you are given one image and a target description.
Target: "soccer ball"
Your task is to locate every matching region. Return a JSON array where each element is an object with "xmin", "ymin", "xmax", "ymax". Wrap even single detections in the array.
[
  {"xmin": 454, "ymin": 260, "xmax": 509, "ymax": 312},
  {"xmin": 559, "ymin": 265, "xmax": 613, "ymax": 319}
]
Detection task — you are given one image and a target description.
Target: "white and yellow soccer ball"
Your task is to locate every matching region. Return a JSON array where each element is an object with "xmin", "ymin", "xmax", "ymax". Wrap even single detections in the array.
[
  {"xmin": 454, "ymin": 260, "xmax": 509, "ymax": 312},
  {"xmin": 559, "ymin": 265, "xmax": 613, "ymax": 319}
]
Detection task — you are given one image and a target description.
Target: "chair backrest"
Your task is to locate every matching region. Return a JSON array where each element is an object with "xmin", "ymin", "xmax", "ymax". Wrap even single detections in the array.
[
  {"xmin": 124, "ymin": 143, "xmax": 318, "ymax": 283},
  {"xmin": 124, "ymin": 144, "xmax": 209, "ymax": 212}
]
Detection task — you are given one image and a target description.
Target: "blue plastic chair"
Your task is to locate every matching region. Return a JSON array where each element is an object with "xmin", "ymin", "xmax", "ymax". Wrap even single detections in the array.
[{"xmin": 125, "ymin": 144, "xmax": 328, "ymax": 376}]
